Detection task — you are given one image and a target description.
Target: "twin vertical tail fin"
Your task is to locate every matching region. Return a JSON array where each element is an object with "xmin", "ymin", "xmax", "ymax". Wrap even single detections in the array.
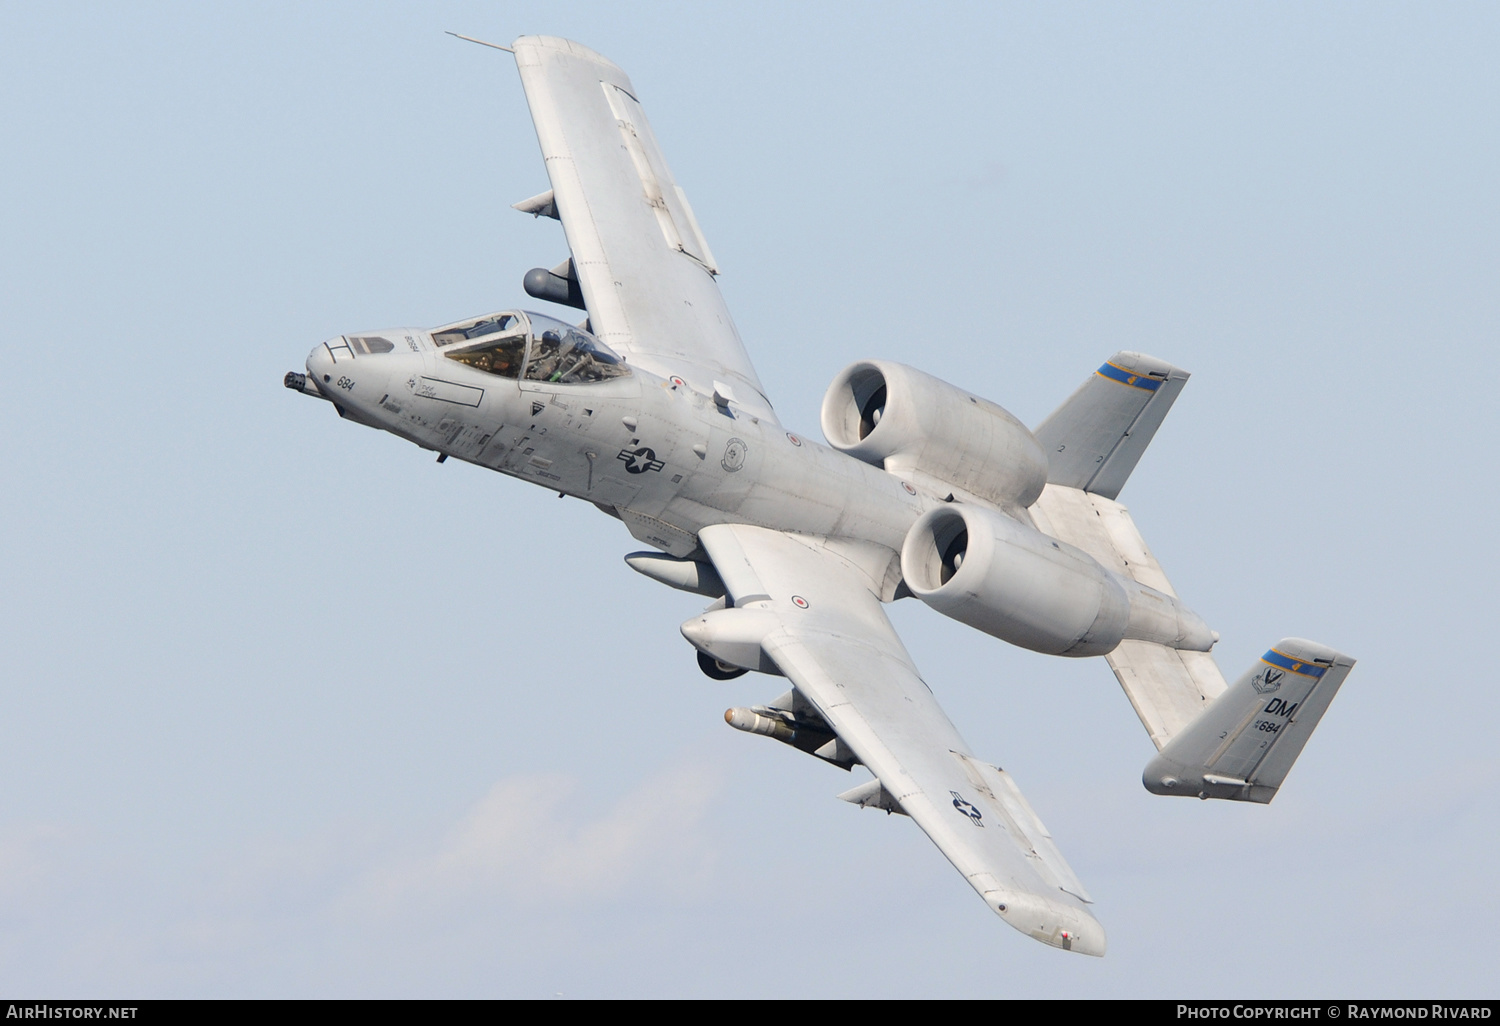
[
  {"xmin": 1031, "ymin": 355, "xmax": 1355, "ymax": 803},
  {"xmin": 1143, "ymin": 639, "xmax": 1355, "ymax": 803},
  {"xmin": 1033, "ymin": 351, "xmax": 1190, "ymax": 500},
  {"xmin": 1033, "ymin": 355, "xmax": 1354, "ymax": 803}
]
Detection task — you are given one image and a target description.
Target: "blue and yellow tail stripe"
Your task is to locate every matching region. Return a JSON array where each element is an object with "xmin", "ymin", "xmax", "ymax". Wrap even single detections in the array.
[
  {"xmin": 1096, "ymin": 361, "xmax": 1163, "ymax": 392},
  {"xmin": 1261, "ymin": 648, "xmax": 1327, "ymax": 678}
]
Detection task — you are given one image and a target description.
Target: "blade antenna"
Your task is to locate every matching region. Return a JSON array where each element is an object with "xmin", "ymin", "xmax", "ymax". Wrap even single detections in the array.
[{"xmin": 444, "ymin": 31, "xmax": 514, "ymax": 53}]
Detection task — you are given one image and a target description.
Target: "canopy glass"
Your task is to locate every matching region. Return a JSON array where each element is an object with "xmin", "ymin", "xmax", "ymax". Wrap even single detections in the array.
[{"xmin": 436, "ymin": 311, "xmax": 629, "ymax": 384}]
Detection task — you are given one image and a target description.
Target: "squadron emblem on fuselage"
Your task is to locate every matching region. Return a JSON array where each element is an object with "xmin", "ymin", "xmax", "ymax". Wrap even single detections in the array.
[{"xmin": 721, "ymin": 437, "xmax": 747, "ymax": 472}]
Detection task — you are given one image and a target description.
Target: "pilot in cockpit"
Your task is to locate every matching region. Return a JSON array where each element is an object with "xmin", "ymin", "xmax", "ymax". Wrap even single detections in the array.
[
  {"xmin": 439, "ymin": 311, "xmax": 629, "ymax": 384},
  {"xmin": 524, "ymin": 326, "xmax": 627, "ymax": 384},
  {"xmin": 524, "ymin": 330, "xmax": 567, "ymax": 381}
]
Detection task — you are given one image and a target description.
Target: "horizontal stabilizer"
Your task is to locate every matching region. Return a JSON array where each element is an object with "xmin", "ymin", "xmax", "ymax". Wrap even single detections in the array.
[
  {"xmin": 1034, "ymin": 352, "xmax": 1189, "ymax": 499},
  {"xmin": 1143, "ymin": 639, "xmax": 1355, "ymax": 803},
  {"xmin": 1030, "ymin": 484, "xmax": 1228, "ymax": 748}
]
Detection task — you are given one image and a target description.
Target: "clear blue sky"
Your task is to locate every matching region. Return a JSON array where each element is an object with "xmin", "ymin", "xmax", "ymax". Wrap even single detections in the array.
[{"xmin": 1, "ymin": 1, "xmax": 1496, "ymax": 997}]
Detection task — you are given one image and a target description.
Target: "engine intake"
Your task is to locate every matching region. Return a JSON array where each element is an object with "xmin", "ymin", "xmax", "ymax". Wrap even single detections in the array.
[
  {"xmin": 901, "ymin": 504, "xmax": 1214, "ymax": 657},
  {"xmin": 821, "ymin": 360, "xmax": 1047, "ymax": 512}
]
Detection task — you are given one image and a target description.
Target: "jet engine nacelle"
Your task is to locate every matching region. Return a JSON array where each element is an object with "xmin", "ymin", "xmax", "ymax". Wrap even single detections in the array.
[
  {"xmin": 820, "ymin": 360, "xmax": 1048, "ymax": 512},
  {"xmin": 900, "ymin": 504, "xmax": 1216, "ymax": 658}
]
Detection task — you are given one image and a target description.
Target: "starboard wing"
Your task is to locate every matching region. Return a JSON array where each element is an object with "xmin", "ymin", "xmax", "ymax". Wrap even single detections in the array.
[
  {"xmin": 511, "ymin": 36, "xmax": 776, "ymax": 421},
  {"xmin": 687, "ymin": 524, "xmax": 1105, "ymax": 955}
]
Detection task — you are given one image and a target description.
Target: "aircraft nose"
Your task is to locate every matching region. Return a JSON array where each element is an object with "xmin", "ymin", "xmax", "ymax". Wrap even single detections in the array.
[{"xmin": 306, "ymin": 342, "xmax": 334, "ymax": 386}]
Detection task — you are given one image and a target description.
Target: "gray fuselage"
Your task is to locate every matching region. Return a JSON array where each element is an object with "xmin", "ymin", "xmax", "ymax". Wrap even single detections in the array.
[{"xmin": 304, "ymin": 325, "xmax": 931, "ymax": 571}]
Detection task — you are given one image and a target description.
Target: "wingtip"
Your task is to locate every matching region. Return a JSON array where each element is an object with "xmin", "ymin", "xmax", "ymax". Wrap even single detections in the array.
[{"xmin": 991, "ymin": 892, "xmax": 1107, "ymax": 956}]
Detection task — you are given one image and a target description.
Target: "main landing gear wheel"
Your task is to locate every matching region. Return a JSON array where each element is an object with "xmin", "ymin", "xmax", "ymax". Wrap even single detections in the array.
[{"xmin": 697, "ymin": 650, "xmax": 747, "ymax": 680}]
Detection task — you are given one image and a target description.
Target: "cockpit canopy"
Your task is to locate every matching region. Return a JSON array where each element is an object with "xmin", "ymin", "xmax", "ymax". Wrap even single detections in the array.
[{"xmin": 434, "ymin": 310, "xmax": 629, "ymax": 385}]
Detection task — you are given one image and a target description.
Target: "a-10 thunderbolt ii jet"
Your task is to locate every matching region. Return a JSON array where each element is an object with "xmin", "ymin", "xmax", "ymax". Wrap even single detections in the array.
[{"xmin": 286, "ymin": 35, "xmax": 1355, "ymax": 956}]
